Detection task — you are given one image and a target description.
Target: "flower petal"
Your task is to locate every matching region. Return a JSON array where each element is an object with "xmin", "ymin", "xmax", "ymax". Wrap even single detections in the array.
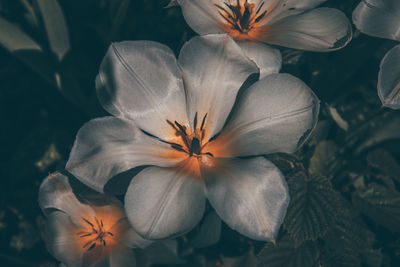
[
  {"xmin": 96, "ymin": 41, "xmax": 188, "ymax": 139},
  {"xmin": 203, "ymin": 157, "xmax": 289, "ymax": 242},
  {"xmin": 260, "ymin": 0, "xmax": 327, "ymax": 24},
  {"xmin": 236, "ymin": 41, "xmax": 282, "ymax": 79},
  {"xmin": 109, "ymin": 246, "xmax": 136, "ymax": 267},
  {"xmin": 46, "ymin": 211, "xmax": 83, "ymax": 266},
  {"xmin": 125, "ymin": 166, "xmax": 205, "ymax": 239},
  {"xmin": 39, "ymin": 172, "xmax": 96, "ymax": 227},
  {"xmin": 110, "ymin": 219, "xmax": 152, "ymax": 249},
  {"xmin": 257, "ymin": 8, "xmax": 352, "ymax": 51},
  {"xmin": 66, "ymin": 117, "xmax": 183, "ymax": 193},
  {"xmin": 213, "ymin": 73, "xmax": 319, "ymax": 157},
  {"xmin": 178, "ymin": 34, "xmax": 258, "ymax": 139},
  {"xmin": 378, "ymin": 45, "xmax": 400, "ymax": 110},
  {"xmin": 353, "ymin": 0, "xmax": 400, "ymax": 41},
  {"xmin": 178, "ymin": 0, "xmax": 227, "ymax": 35}
]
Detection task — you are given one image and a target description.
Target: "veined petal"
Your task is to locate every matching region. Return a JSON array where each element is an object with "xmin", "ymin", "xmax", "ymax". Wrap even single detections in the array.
[
  {"xmin": 203, "ymin": 157, "xmax": 289, "ymax": 242},
  {"xmin": 46, "ymin": 211, "xmax": 83, "ymax": 267},
  {"xmin": 213, "ymin": 73, "xmax": 319, "ymax": 157},
  {"xmin": 38, "ymin": 172, "xmax": 96, "ymax": 228},
  {"xmin": 96, "ymin": 41, "xmax": 188, "ymax": 139},
  {"xmin": 66, "ymin": 117, "xmax": 183, "ymax": 193},
  {"xmin": 178, "ymin": 34, "xmax": 258, "ymax": 139},
  {"xmin": 178, "ymin": 0, "xmax": 228, "ymax": 35},
  {"xmin": 378, "ymin": 45, "xmax": 400, "ymax": 109},
  {"xmin": 125, "ymin": 166, "xmax": 206, "ymax": 240},
  {"xmin": 236, "ymin": 41, "xmax": 282, "ymax": 79},
  {"xmin": 353, "ymin": 0, "xmax": 400, "ymax": 41},
  {"xmin": 256, "ymin": 8, "xmax": 352, "ymax": 51},
  {"xmin": 259, "ymin": 0, "xmax": 327, "ymax": 24}
]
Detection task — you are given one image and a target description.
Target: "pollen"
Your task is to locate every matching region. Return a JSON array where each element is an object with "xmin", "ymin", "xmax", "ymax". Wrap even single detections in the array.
[{"xmin": 216, "ymin": 0, "xmax": 267, "ymax": 40}]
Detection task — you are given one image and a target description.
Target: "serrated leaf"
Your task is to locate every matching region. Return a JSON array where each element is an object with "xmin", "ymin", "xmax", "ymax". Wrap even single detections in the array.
[
  {"xmin": 258, "ymin": 235, "xmax": 318, "ymax": 267},
  {"xmin": 309, "ymin": 140, "xmax": 338, "ymax": 178},
  {"xmin": 190, "ymin": 211, "xmax": 221, "ymax": 248},
  {"xmin": 322, "ymin": 195, "xmax": 379, "ymax": 267},
  {"xmin": 0, "ymin": 16, "xmax": 42, "ymax": 52},
  {"xmin": 283, "ymin": 174, "xmax": 337, "ymax": 246},
  {"xmin": 37, "ymin": 0, "xmax": 70, "ymax": 61},
  {"xmin": 353, "ymin": 183, "xmax": 400, "ymax": 232}
]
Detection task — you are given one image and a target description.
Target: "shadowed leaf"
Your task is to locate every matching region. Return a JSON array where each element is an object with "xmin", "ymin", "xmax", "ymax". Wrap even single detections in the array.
[
  {"xmin": 37, "ymin": 0, "xmax": 70, "ymax": 61},
  {"xmin": 283, "ymin": 173, "xmax": 338, "ymax": 246}
]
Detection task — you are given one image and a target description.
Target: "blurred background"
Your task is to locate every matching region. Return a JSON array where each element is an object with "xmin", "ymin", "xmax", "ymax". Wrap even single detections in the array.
[{"xmin": 0, "ymin": 0, "xmax": 399, "ymax": 266}]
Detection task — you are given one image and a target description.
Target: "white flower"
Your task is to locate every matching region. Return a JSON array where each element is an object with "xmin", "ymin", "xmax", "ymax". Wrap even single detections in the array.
[
  {"xmin": 66, "ymin": 34, "xmax": 319, "ymax": 242},
  {"xmin": 171, "ymin": 0, "xmax": 352, "ymax": 77},
  {"xmin": 39, "ymin": 172, "xmax": 150, "ymax": 267},
  {"xmin": 353, "ymin": 0, "xmax": 400, "ymax": 109}
]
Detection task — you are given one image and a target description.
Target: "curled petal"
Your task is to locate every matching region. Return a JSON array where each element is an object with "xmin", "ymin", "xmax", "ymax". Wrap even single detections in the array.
[
  {"xmin": 212, "ymin": 73, "xmax": 319, "ymax": 157},
  {"xmin": 38, "ymin": 172, "xmax": 96, "ymax": 227},
  {"xmin": 66, "ymin": 117, "xmax": 182, "ymax": 193},
  {"xmin": 179, "ymin": 34, "xmax": 258, "ymax": 139},
  {"xmin": 46, "ymin": 211, "xmax": 83, "ymax": 267},
  {"xmin": 257, "ymin": 8, "xmax": 352, "ymax": 51},
  {"xmin": 236, "ymin": 41, "xmax": 282, "ymax": 79},
  {"xmin": 378, "ymin": 45, "xmax": 400, "ymax": 109},
  {"xmin": 203, "ymin": 157, "xmax": 289, "ymax": 242},
  {"xmin": 96, "ymin": 41, "xmax": 188, "ymax": 139},
  {"xmin": 353, "ymin": 0, "xmax": 400, "ymax": 41},
  {"xmin": 125, "ymin": 166, "xmax": 206, "ymax": 239}
]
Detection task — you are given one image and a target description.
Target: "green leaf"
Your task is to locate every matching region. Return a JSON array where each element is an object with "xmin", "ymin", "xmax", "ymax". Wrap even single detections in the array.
[
  {"xmin": 258, "ymin": 235, "xmax": 318, "ymax": 267},
  {"xmin": 353, "ymin": 183, "xmax": 400, "ymax": 232},
  {"xmin": 283, "ymin": 173, "xmax": 337, "ymax": 246},
  {"xmin": 37, "ymin": 0, "xmax": 70, "ymax": 61},
  {"xmin": 190, "ymin": 211, "xmax": 221, "ymax": 248},
  {"xmin": 309, "ymin": 140, "xmax": 339, "ymax": 178},
  {"xmin": 322, "ymin": 195, "xmax": 380, "ymax": 267},
  {"xmin": 0, "ymin": 16, "xmax": 42, "ymax": 52}
]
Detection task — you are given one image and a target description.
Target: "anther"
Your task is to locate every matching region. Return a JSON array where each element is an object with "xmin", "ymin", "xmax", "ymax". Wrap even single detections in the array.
[
  {"xmin": 193, "ymin": 112, "xmax": 198, "ymax": 129},
  {"xmin": 200, "ymin": 113, "xmax": 208, "ymax": 131}
]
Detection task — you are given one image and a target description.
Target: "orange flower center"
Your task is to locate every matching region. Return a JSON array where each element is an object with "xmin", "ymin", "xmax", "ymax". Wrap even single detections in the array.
[
  {"xmin": 77, "ymin": 217, "xmax": 115, "ymax": 251},
  {"xmin": 216, "ymin": 0, "xmax": 267, "ymax": 40}
]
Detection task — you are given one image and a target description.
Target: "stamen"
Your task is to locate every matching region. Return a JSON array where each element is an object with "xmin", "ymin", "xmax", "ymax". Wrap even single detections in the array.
[
  {"xmin": 88, "ymin": 243, "xmax": 96, "ymax": 251},
  {"xmin": 193, "ymin": 112, "xmax": 198, "ymax": 129},
  {"xmin": 82, "ymin": 217, "xmax": 94, "ymax": 227},
  {"xmin": 200, "ymin": 113, "xmax": 208, "ymax": 131}
]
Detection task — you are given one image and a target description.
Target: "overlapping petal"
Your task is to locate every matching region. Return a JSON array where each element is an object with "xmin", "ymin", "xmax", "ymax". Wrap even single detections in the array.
[
  {"xmin": 202, "ymin": 157, "xmax": 289, "ymax": 242},
  {"xmin": 378, "ymin": 45, "xmax": 400, "ymax": 109},
  {"xmin": 66, "ymin": 117, "xmax": 183, "ymax": 193},
  {"xmin": 96, "ymin": 41, "xmax": 188, "ymax": 139},
  {"xmin": 178, "ymin": 34, "xmax": 258, "ymax": 139},
  {"xmin": 213, "ymin": 73, "xmax": 319, "ymax": 157},
  {"xmin": 125, "ymin": 166, "xmax": 206, "ymax": 240},
  {"xmin": 39, "ymin": 172, "xmax": 96, "ymax": 227},
  {"xmin": 353, "ymin": 0, "xmax": 400, "ymax": 41},
  {"xmin": 257, "ymin": 8, "xmax": 352, "ymax": 51},
  {"xmin": 46, "ymin": 211, "xmax": 84, "ymax": 266},
  {"xmin": 236, "ymin": 41, "xmax": 282, "ymax": 79}
]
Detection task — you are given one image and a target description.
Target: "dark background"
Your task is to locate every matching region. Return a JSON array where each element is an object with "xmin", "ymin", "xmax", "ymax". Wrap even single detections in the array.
[{"xmin": 0, "ymin": 0, "xmax": 399, "ymax": 266}]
